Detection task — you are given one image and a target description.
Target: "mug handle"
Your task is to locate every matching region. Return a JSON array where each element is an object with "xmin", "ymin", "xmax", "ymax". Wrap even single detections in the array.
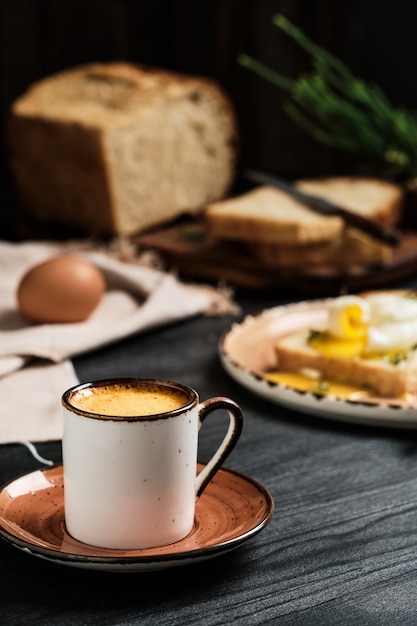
[{"xmin": 195, "ymin": 397, "xmax": 243, "ymax": 497}]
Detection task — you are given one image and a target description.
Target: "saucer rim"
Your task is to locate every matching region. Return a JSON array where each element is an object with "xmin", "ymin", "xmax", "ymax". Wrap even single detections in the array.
[{"xmin": 0, "ymin": 463, "xmax": 274, "ymax": 571}]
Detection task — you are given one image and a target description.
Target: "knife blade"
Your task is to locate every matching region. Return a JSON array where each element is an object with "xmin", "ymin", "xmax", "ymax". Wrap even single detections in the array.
[{"xmin": 244, "ymin": 168, "xmax": 402, "ymax": 247}]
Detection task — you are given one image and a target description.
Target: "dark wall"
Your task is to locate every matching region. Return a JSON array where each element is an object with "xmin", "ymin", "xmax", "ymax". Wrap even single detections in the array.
[{"xmin": 1, "ymin": 0, "xmax": 417, "ymax": 233}]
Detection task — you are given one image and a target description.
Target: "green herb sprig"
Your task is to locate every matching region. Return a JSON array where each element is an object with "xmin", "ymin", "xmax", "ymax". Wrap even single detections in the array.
[{"xmin": 238, "ymin": 14, "xmax": 417, "ymax": 181}]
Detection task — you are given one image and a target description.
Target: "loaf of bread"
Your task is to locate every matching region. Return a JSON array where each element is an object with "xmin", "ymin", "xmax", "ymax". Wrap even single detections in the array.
[
  {"xmin": 7, "ymin": 62, "xmax": 239, "ymax": 236},
  {"xmin": 204, "ymin": 176, "xmax": 403, "ymax": 268}
]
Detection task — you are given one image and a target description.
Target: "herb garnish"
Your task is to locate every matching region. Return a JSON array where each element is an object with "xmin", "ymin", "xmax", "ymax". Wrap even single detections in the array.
[
  {"xmin": 308, "ymin": 329, "xmax": 321, "ymax": 342},
  {"xmin": 239, "ymin": 14, "xmax": 417, "ymax": 181}
]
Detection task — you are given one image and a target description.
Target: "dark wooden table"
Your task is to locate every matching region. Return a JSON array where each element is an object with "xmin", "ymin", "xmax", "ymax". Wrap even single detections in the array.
[{"xmin": 2, "ymin": 281, "xmax": 417, "ymax": 625}]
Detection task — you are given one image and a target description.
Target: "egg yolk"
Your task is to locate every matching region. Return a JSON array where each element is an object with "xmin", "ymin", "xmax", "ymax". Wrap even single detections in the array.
[
  {"xmin": 265, "ymin": 371, "xmax": 372, "ymax": 399},
  {"xmin": 308, "ymin": 332, "xmax": 365, "ymax": 358},
  {"xmin": 309, "ymin": 303, "xmax": 367, "ymax": 358},
  {"xmin": 336, "ymin": 303, "xmax": 367, "ymax": 340}
]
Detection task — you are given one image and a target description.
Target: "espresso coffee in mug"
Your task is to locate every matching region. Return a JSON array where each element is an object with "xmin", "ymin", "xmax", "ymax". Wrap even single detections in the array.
[{"xmin": 62, "ymin": 378, "xmax": 243, "ymax": 549}]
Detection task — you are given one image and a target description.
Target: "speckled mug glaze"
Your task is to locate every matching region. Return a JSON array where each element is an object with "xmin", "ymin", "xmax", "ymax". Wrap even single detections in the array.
[{"xmin": 61, "ymin": 378, "xmax": 243, "ymax": 550}]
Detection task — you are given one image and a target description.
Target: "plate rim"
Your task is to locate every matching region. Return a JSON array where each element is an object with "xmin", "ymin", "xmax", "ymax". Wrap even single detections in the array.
[{"xmin": 219, "ymin": 295, "xmax": 417, "ymax": 428}]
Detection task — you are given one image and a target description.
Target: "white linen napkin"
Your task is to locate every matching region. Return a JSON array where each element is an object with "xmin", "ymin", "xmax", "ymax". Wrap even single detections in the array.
[{"xmin": 0, "ymin": 239, "xmax": 239, "ymax": 444}]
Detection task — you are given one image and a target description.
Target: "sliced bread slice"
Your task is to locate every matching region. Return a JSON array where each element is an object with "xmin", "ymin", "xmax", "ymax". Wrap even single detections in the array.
[
  {"xmin": 250, "ymin": 226, "xmax": 394, "ymax": 268},
  {"xmin": 204, "ymin": 176, "xmax": 403, "ymax": 249},
  {"xmin": 296, "ymin": 177, "xmax": 403, "ymax": 228},
  {"xmin": 204, "ymin": 185, "xmax": 343, "ymax": 245},
  {"xmin": 275, "ymin": 329, "xmax": 417, "ymax": 398}
]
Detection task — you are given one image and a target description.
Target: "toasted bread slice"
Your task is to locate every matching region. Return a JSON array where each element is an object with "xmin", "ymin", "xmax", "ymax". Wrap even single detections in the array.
[
  {"xmin": 204, "ymin": 185, "xmax": 343, "ymax": 245},
  {"xmin": 204, "ymin": 177, "xmax": 403, "ymax": 248},
  {"xmin": 250, "ymin": 226, "xmax": 393, "ymax": 268},
  {"xmin": 296, "ymin": 177, "xmax": 402, "ymax": 228},
  {"xmin": 275, "ymin": 329, "xmax": 417, "ymax": 398}
]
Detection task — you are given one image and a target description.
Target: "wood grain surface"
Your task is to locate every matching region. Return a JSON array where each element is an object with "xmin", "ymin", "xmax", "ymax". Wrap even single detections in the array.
[
  {"xmin": 2, "ymin": 284, "xmax": 417, "ymax": 624},
  {"xmin": 2, "ymin": 3, "xmax": 417, "ymax": 620}
]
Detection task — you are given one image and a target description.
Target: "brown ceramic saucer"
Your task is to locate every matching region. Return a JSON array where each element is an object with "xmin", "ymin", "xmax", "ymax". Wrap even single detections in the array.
[{"xmin": 0, "ymin": 463, "xmax": 274, "ymax": 572}]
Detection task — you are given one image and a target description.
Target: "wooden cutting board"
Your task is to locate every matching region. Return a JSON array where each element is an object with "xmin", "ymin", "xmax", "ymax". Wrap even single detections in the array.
[{"xmin": 134, "ymin": 219, "xmax": 417, "ymax": 295}]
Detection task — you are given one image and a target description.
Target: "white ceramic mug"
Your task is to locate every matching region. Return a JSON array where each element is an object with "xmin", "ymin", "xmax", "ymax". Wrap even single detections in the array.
[{"xmin": 61, "ymin": 377, "xmax": 243, "ymax": 549}]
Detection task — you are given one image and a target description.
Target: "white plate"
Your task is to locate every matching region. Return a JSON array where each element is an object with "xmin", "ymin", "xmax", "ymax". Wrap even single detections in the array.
[
  {"xmin": 0, "ymin": 464, "xmax": 274, "ymax": 572},
  {"xmin": 219, "ymin": 298, "xmax": 417, "ymax": 428}
]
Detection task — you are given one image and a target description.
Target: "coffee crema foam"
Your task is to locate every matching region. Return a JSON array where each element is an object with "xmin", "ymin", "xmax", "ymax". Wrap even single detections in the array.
[{"xmin": 70, "ymin": 384, "xmax": 189, "ymax": 417}]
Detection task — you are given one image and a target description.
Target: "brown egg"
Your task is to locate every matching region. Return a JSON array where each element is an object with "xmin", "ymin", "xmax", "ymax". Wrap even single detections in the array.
[{"xmin": 16, "ymin": 255, "xmax": 106, "ymax": 323}]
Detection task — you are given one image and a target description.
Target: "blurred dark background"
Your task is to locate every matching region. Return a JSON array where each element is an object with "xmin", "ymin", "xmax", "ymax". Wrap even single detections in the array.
[{"xmin": 1, "ymin": 0, "xmax": 416, "ymax": 238}]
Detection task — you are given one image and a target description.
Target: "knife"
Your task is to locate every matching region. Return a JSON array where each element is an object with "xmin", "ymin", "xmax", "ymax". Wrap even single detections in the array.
[{"xmin": 244, "ymin": 168, "xmax": 402, "ymax": 247}]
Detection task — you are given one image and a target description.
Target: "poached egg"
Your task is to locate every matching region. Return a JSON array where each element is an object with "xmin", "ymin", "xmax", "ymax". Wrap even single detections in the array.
[{"xmin": 309, "ymin": 293, "xmax": 417, "ymax": 358}]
